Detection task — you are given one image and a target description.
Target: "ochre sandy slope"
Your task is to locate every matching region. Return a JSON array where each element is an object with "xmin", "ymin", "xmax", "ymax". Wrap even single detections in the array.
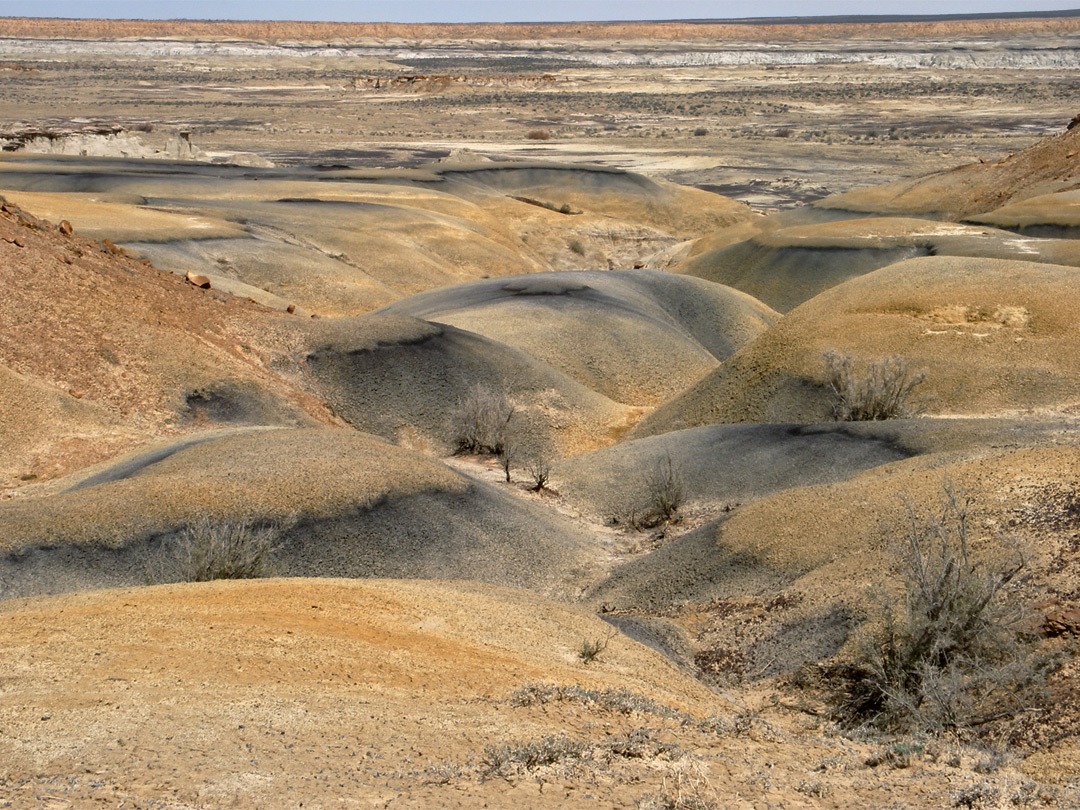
[
  {"xmin": 636, "ymin": 255, "xmax": 1080, "ymax": 434},
  {"xmin": 818, "ymin": 121, "xmax": 1080, "ymax": 219}
]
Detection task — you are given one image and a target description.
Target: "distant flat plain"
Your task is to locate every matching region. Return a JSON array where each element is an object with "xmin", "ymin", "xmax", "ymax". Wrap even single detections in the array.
[{"xmin": 1, "ymin": 15, "xmax": 1077, "ymax": 208}]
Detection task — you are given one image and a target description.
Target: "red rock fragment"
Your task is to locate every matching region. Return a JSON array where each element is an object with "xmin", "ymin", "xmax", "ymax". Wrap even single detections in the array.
[
  {"xmin": 58, "ymin": 220, "xmax": 73, "ymax": 235},
  {"xmin": 186, "ymin": 272, "xmax": 212, "ymax": 289},
  {"xmin": 1045, "ymin": 607, "xmax": 1080, "ymax": 637}
]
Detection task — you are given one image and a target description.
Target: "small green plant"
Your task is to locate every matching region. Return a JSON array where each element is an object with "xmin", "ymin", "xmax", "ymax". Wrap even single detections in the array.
[
  {"xmin": 578, "ymin": 629, "xmax": 616, "ymax": 664},
  {"xmin": 451, "ymin": 384, "xmax": 514, "ymax": 455},
  {"xmin": 824, "ymin": 350, "xmax": 926, "ymax": 421}
]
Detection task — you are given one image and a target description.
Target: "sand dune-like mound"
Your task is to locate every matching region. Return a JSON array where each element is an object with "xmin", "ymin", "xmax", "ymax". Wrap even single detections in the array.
[
  {"xmin": 554, "ymin": 416, "xmax": 1079, "ymax": 523},
  {"xmin": 0, "ymin": 364, "xmax": 135, "ymax": 490},
  {"xmin": 379, "ymin": 270, "xmax": 777, "ymax": 406},
  {"xmin": 967, "ymin": 188, "xmax": 1080, "ymax": 238},
  {"xmin": 0, "ymin": 429, "xmax": 601, "ymax": 600},
  {"xmin": 817, "ymin": 119, "xmax": 1080, "ymax": 219},
  {"xmin": 0, "ymin": 197, "xmax": 331, "ymax": 490},
  {"xmin": 555, "ymin": 422, "xmax": 908, "ymax": 521},
  {"xmin": 588, "ymin": 442, "xmax": 1080, "ymax": 676},
  {"xmin": 0, "ymin": 156, "xmax": 755, "ymax": 314},
  {"xmin": 636, "ymin": 255, "xmax": 1080, "ymax": 434},
  {"xmin": 252, "ymin": 313, "xmax": 634, "ymax": 456},
  {"xmin": 674, "ymin": 216, "xmax": 1080, "ymax": 313},
  {"xmin": 0, "ymin": 577, "xmax": 729, "ymax": 808}
]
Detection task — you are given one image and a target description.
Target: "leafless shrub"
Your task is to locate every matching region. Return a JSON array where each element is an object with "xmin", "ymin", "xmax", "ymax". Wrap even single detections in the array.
[
  {"xmin": 692, "ymin": 127, "xmax": 708, "ymax": 136},
  {"xmin": 149, "ymin": 515, "xmax": 283, "ymax": 583},
  {"xmin": 452, "ymin": 384, "xmax": 514, "ymax": 455},
  {"xmin": 824, "ymin": 350, "xmax": 926, "ymax": 421},
  {"xmin": 831, "ymin": 482, "xmax": 1053, "ymax": 735},
  {"xmin": 498, "ymin": 438, "xmax": 516, "ymax": 483},
  {"xmin": 646, "ymin": 450, "xmax": 685, "ymax": 523},
  {"xmin": 526, "ymin": 129, "xmax": 551, "ymax": 140},
  {"xmin": 524, "ymin": 450, "xmax": 551, "ymax": 491},
  {"xmin": 568, "ymin": 238, "xmax": 586, "ymax": 256}
]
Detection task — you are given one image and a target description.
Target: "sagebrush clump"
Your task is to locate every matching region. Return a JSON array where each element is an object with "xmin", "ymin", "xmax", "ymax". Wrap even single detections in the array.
[
  {"xmin": 831, "ymin": 483, "xmax": 1052, "ymax": 735},
  {"xmin": 824, "ymin": 350, "xmax": 926, "ymax": 421},
  {"xmin": 149, "ymin": 516, "xmax": 282, "ymax": 583}
]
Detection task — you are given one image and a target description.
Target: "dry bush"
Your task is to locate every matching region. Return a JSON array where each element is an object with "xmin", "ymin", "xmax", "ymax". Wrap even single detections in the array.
[
  {"xmin": 824, "ymin": 350, "xmax": 926, "ymax": 421},
  {"xmin": 568, "ymin": 238, "xmax": 586, "ymax": 256},
  {"xmin": 451, "ymin": 384, "xmax": 514, "ymax": 455},
  {"xmin": 526, "ymin": 129, "xmax": 551, "ymax": 140},
  {"xmin": 149, "ymin": 516, "xmax": 282, "ymax": 583},
  {"xmin": 524, "ymin": 450, "xmax": 551, "ymax": 491},
  {"xmin": 509, "ymin": 683, "xmax": 682, "ymax": 719},
  {"xmin": 578, "ymin": 630, "xmax": 616, "ymax": 664},
  {"xmin": 482, "ymin": 735, "xmax": 587, "ymax": 775},
  {"xmin": 640, "ymin": 756, "xmax": 719, "ymax": 810},
  {"xmin": 831, "ymin": 483, "xmax": 1053, "ymax": 735},
  {"xmin": 646, "ymin": 450, "xmax": 685, "ymax": 523}
]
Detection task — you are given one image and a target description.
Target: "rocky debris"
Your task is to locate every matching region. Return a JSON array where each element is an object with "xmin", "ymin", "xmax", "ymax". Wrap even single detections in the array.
[
  {"xmin": 58, "ymin": 220, "xmax": 72, "ymax": 236},
  {"xmin": 1068, "ymin": 113, "xmax": 1080, "ymax": 131},
  {"xmin": 1039, "ymin": 600, "xmax": 1080, "ymax": 637}
]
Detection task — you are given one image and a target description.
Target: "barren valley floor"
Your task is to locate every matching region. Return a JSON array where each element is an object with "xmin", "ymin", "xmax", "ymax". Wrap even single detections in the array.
[{"xmin": 2, "ymin": 14, "xmax": 1080, "ymax": 810}]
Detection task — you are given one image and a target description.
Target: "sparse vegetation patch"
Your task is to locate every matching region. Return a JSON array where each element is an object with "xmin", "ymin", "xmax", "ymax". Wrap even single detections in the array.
[{"xmin": 824, "ymin": 350, "xmax": 926, "ymax": 421}]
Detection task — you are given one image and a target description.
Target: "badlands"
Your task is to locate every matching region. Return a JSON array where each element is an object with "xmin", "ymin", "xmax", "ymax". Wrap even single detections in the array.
[{"xmin": 2, "ymin": 11, "xmax": 1080, "ymax": 809}]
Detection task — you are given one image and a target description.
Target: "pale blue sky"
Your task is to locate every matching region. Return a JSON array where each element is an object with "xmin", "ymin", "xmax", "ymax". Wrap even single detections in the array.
[{"xmin": 1, "ymin": 1, "xmax": 1078, "ymax": 23}]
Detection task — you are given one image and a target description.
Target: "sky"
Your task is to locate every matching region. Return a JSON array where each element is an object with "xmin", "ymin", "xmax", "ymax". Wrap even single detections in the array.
[{"xmin": 2, "ymin": 1, "xmax": 1079, "ymax": 23}]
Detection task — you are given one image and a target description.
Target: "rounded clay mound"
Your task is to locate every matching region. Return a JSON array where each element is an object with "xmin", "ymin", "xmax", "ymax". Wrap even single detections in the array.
[
  {"xmin": 0, "ymin": 578, "xmax": 715, "ymax": 806},
  {"xmin": 674, "ymin": 216, "xmax": 1080, "ymax": 313},
  {"xmin": 587, "ymin": 443, "xmax": 1080, "ymax": 676},
  {"xmin": 966, "ymin": 188, "xmax": 1080, "ymax": 238},
  {"xmin": 378, "ymin": 270, "xmax": 778, "ymax": 406},
  {"xmin": 261, "ymin": 312, "xmax": 636, "ymax": 456},
  {"xmin": 815, "ymin": 121, "xmax": 1080, "ymax": 220},
  {"xmin": 554, "ymin": 422, "xmax": 909, "ymax": 521},
  {"xmin": 635, "ymin": 254, "xmax": 1080, "ymax": 435},
  {"xmin": 0, "ymin": 429, "xmax": 601, "ymax": 600}
]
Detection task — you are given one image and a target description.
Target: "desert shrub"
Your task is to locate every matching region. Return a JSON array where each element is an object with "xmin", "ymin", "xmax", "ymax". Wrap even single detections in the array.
[
  {"xmin": 646, "ymin": 450, "xmax": 685, "ymax": 522},
  {"xmin": 150, "ymin": 516, "xmax": 282, "ymax": 583},
  {"xmin": 524, "ymin": 450, "xmax": 551, "ymax": 491},
  {"xmin": 482, "ymin": 735, "xmax": 587, "ymax": 775},
  {"xmin": 451, "ymin": 384, "xmax": 514, "ymax": 455},
  {"xmin": 692, "ymin": 127, "xmax": 708, "ymax": 136},
  {"xmin": 578, "ymin": 629, "xmax": 616, "ymax": 664},
  {"xmin": 509, "ymin": 683, "xmax": 681, "ymax": 719},
  {"xmin": 831, "ymin": 483, "xmax": 1052, "ymax": 735},
  {"xmin": 567, "ymin": 238, "xmax": 586, "ymax": 256},
  {"xmin": 526, "ymin": 129, "xmax": 551, "ymax": 140},
  {"xmin": 824, "ymin": 350, "xmax": 926, "ymax": 421}
]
